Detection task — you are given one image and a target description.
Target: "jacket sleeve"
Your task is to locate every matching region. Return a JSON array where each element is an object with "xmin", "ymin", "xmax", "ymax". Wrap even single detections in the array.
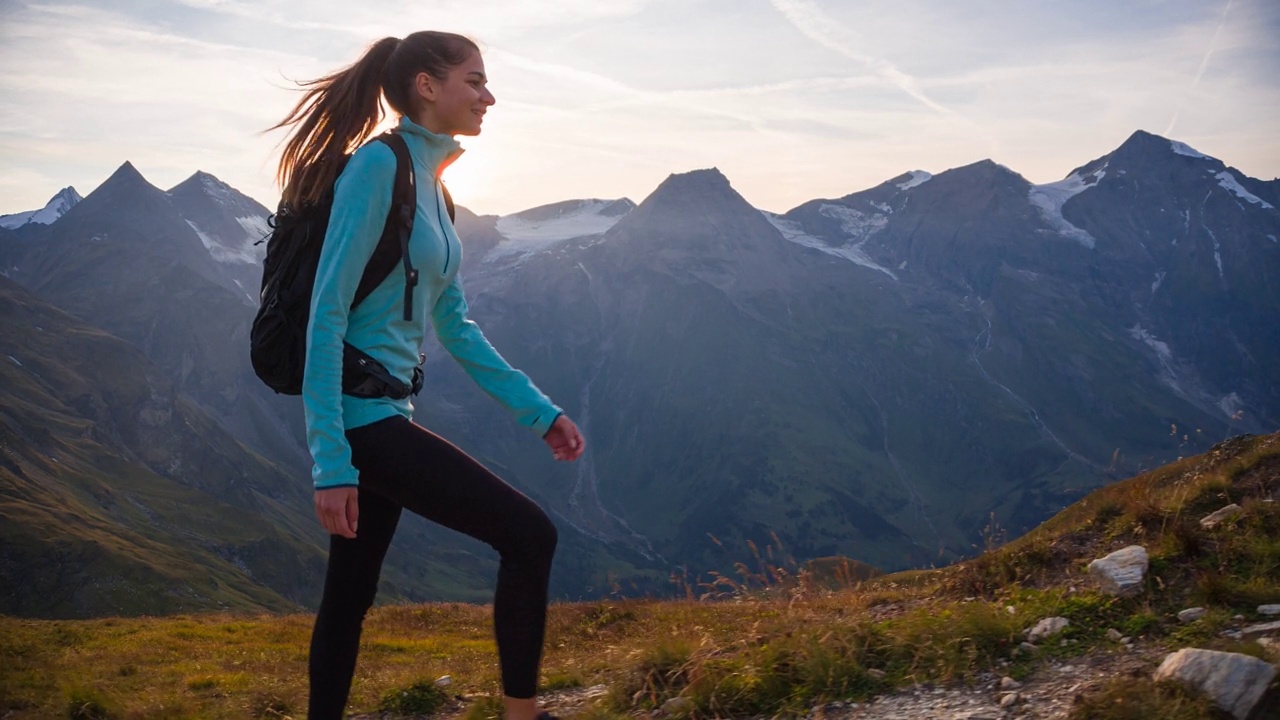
[
  {"xmin": 301, "ymin": 144, "xmax": 396, "ymax": 489},
  {"xmin": 430, "ymin": 275, "xmax": 563, "ymax": 437}
]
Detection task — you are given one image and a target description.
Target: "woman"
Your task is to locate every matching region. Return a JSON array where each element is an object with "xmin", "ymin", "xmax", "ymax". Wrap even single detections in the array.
[{"xmin": 270, "ymin": 31, "xmax": 584, "ymax": 720}]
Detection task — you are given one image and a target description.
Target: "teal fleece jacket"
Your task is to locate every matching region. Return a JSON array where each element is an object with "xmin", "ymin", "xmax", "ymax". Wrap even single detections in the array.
[{"xmin": 302, "ymin": 116, "xmax": 562, "ymax": 489}]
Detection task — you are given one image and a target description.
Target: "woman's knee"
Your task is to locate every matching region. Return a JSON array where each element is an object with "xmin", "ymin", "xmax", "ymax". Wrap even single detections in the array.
[{"xmin": 502, "ymin": 503, "xmax": 557, "ymax": 565}]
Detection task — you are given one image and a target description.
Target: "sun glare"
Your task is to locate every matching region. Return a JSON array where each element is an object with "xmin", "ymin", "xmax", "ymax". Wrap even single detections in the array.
[{"xmin": 440, "ymin": 135, "xmax": 495, "ymax": 213}]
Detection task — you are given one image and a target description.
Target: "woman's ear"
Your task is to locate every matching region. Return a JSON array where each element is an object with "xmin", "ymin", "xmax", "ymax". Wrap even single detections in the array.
[{"xmin": 415, "ymin": 71, "xmax": 436, "ymax": 103}]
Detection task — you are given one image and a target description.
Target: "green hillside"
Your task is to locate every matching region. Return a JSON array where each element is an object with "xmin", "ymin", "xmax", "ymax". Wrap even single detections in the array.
[{"xmin": 3, "ymin": 431, "xmax": 1275, "ymax": 718}]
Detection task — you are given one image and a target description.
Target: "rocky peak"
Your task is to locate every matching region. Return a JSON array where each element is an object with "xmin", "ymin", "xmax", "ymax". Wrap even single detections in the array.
[
  {"xmin": 99, "ymin": 161, "xmax": 153, "ymax": 193},
  {"xmin": 168, "ymin": 171, "xmax": 267, "ymax": 215},
  {"xmin": 0, "ymin": 186, "xmax": 82, "ymax": 229},
  {"xmin": 620, "ymin": 168, "xmax": 770, "ymax": 235}
]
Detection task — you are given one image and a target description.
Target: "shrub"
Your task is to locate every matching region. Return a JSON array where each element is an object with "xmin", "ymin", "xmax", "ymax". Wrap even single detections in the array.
[{"xmin": 379, "ymin": 680, "xmax": 450, "ymax": 715}]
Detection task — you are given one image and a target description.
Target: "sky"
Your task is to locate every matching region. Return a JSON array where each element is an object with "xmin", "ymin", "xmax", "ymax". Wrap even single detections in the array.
[{"xmin": 1, "ymin": 0, "xmax": 1278, "ymax": 217}]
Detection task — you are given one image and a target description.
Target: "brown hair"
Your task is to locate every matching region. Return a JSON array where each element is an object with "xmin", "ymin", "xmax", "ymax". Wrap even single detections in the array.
[{"xmin": 269, "ymin": 31, "xmax": 479, "ymax": 206}]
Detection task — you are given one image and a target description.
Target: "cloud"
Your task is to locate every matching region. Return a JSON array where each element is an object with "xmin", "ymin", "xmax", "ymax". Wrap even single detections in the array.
[
  {"xmin": 767, "ymin": 0, "xmax": 952, "ymax": 116},
  {"xmin": 1165, "ymin": 0, "xmax": 1234, "ymax": 136}
]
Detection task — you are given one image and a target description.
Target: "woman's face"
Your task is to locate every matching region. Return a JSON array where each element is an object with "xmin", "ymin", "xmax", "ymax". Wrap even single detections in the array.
[{"xmin": 416, "ymin": 51, "xmax": 496, "ymax": 137}]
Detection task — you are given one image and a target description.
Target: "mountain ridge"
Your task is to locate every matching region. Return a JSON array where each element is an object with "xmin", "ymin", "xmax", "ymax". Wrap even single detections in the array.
[{"xmin": 1, "ymin": 127, "xmax": 1276, "ymax": 608}]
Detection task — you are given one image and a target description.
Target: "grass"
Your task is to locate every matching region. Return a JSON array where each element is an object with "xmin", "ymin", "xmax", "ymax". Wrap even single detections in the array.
[{"xmin": 1, "ymin": 433, "xmax": 1277, "ymax": 719}]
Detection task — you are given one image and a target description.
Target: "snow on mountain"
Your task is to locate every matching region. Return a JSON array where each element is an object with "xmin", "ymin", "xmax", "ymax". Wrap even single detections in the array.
[
  {"xmin": 1128, "ymin": 324, "xmax": 1182, "ymax": 394},
  {"xmin": 1028, "ymin": 168, "xmax": 1104, "ymax": 247},
  {"xmin": 0, "ymin": 187, "xmax": 82, "ymax": 229},
  {"xmin": 763, "ymin": 210, "xmax": 898, "ymax": 279},
  {"xmin": 1214, "ymin": 171, "xmax": 1274, "ymax": 209},
  {"xmin": 487, "ymin": 198, "xmax": 633, "ymax": 262},
  {"xmin": 167, "ymin": 172, "xmax": 270, "ymax": 266},
  {"xmin": 1169, "ymin": 140, "xmax": 1209, "ymax": 160},
  {"xmin": 896, "ymin": 170, "xmax": 932, "ymax": 191},
  {"xmin": 185, "ymin": 217, "xmax": 264, "ymax": 265}
]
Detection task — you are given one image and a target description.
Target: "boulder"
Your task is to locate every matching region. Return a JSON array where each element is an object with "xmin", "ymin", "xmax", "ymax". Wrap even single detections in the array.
[
  {"xmin": 1178, "ymin": 607, "xmax": 1207, "ymax": 623},
  {"xmin": 1154, "ymin": 648, "xmax": 1276, "ymax": 720},
  {"xmin": 1087, "ymin": 545, "xmax": 1149, "ymax": 596},
  {"xmin": 1258, "ymin": 604, "xmax": 1280, "ymax": 616},
  {"xmin": 1201, "ymin": 504, "xmax": 1243, "ymax": 529},
  {"xmin": 1027, "ymin": 617, "xmax": 1070, "ymax": 642},
  {"xmin": 1241, "ymin": 620, "xmax": 1280, "ymax": 640}
]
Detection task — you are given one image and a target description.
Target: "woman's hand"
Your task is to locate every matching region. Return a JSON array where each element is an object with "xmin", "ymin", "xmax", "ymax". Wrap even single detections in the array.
[
  {"xmin": 315, "ymin": 486, "xmax": 359, "ymax": 538},
  {"xmin": 544, "ymin": 415, "xmax": 585, "ymax": 462}
]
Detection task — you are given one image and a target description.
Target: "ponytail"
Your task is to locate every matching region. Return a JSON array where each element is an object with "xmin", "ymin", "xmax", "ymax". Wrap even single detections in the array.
[
  {"xmin": 270, "ymin": 37, "xmax": 398, "ymax": 207},
  {"xmin": 269, "ymin": 31, "xmax": 480, "ymax": 207}
]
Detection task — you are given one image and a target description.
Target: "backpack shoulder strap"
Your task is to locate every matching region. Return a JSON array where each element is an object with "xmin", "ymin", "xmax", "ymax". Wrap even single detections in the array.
[{"xmin": 352, "ymin": 131, "xmax": 417, "ymax": 317}]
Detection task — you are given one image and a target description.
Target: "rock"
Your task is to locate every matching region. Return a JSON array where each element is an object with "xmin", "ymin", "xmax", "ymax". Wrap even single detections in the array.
[
  {"xmin": 1258, "ymin": 604, "xmax": 1280, "ymax": 616},
  {"xmin": 1027, "ymin": 616, "xmax": 1070, "ymax": 642},
  {"xmin": 1154, "ymin": 648, "xmax": 1276, "ymax": 720},
  {"xmin": 999, "ymin": 692, "xmax": 1020, "ymax": 708},
  {"xmin": 1178, "ymin": 607, "xmax": 1207, "ymax": 623},
  {"xmin": 1019, "ymin": 641, "xmax": 1039, "ymax": 653},
  {"xmin": 1005, "ymin": 605, "xmax": 1016, "ymax": 615},
  {"xmin": 1234, "ymin": 614, "xmax": 1246, "ymax": 622},
  {"xmin": 1087, "ymin": 545, "xmax": 1149, "ymax": 596},
  {"xmin": 1106, "ymin": 628, "xmax": 1123, "ymax": 642},
  {"xmin": 434, "ymin": 674, "xmax": 452, "ymax": 687},
  {"xmin": 1200, "ymin": 504, "xmax": 1243, "ymax": 529},
  {"xmin": 661, "ymin": 697, "xmax": 694, "ymax": 715},
  {"xmin": 867, "ymin": 668, "xmax": 886, "ymax": 680},
  {"xmin": 1240, "ymin": 620, "xmax": 1280, "ymax": 639},
  {"xmin": 1000, "ymin": 676, "xmax": 1022, "ymax": 690},
  {"xmin": 1121, "ymin": 636, "xmax": 1133, "ymax": 645}
]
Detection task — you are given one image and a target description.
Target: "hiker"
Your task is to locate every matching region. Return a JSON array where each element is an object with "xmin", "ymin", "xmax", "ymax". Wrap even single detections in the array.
[{"xmin": 268, "ymin": 31, "xmax": 584, "ymax": 720}]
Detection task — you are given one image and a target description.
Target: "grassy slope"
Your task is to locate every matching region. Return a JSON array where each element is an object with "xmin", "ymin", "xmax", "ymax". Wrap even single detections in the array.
[
  {"xmin": 0, "ymin": 277, "xmax": 328, "ymax": 617},
  {"xmin": 3, "ymin": 431, "xmax": 1275, "ymax": 719}
]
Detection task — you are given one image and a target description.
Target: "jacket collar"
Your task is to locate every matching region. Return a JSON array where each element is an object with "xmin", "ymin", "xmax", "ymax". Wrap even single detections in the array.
[{"xmin": 395, "ymin": 116, "xmax": 464, "ymax": 177}]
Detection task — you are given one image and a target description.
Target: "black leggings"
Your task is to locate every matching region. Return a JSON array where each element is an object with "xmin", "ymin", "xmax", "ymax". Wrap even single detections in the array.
[{"xmin": 308, "ymin": 415, "xmax": 558, "ymax": 719}]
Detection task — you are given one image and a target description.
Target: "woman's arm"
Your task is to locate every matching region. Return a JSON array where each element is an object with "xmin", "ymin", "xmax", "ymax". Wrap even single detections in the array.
[{"xmin": 430, "ymin": 275, "xmax": 564, "ymax": 437}]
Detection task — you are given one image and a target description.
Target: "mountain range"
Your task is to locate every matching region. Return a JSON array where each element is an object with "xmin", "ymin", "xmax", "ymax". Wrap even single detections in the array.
[{"xmin": 1, "ymin": 129, "xmax": 1276, "ymax": 616}]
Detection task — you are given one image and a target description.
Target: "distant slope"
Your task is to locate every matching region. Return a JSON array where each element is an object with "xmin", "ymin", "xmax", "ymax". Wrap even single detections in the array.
[{"xmin": 0, "ymin": 275, "xmax": 328, "ymax": 617}]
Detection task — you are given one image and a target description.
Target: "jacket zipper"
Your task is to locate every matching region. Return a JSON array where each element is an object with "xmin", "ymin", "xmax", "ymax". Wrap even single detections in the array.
[{"xmin": 434, "ymin": 177, "xmax": 451, "ymax": 276}]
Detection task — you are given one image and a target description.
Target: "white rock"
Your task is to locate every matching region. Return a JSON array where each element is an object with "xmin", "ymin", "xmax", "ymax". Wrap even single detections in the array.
[
  {"xmin": 1106, "ymin": 628, "xmax": 1123, "ymax": 642},
  {"xmin": 1200, "ymin": 504, "xmax": 1243, "ymax": 529},
  {"xmin": 1241, "ymin": 620, "xmax": 1280, "ymax": 639},
  {"xmin": 999, "ymin": 692, "xmax": 1020, "ymax": 708},
  {"xmin": 434, "ymin": 674, "xmax": 452, "ymax": 687},
  {"xmin": 1000, "ymin": 676, "xmax": 1022, "ymax": 690},
  {"xmin": 1019, "ymin": 641, "xmax": 1039, "ymax": 653},
  {"xmin": 1154, "ymin": 648, "xmax": 1276, "ymax": 719},
  {"xmin": 1087, "ymin": 545, "xmax": 1149, "ymax": 596},
  {"xmin": 1258, "ymin": 604, "xmax": 1280, "ymax": 616},
  {"xmin": 1027, "ymin": 616, "xmax": 1070, "ymax": 642},
  {"xmin": 1178, "ymin": 607, "xmax": 1207, "ymax": 623}
]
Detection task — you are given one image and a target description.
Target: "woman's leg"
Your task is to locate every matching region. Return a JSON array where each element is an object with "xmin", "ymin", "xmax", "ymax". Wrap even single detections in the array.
[
  {"xmin": 308, "ymin": 485, "xmax": 403, "ymax": 719},
  {"xmin": 345, "ymin": 416, "xmax": 558, "ymax": 706}
]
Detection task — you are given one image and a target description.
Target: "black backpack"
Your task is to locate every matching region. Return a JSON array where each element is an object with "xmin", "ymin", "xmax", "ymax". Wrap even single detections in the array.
[{"xmin": 250, "ymin": 130, "xmax": 455, "ymax": 398}]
